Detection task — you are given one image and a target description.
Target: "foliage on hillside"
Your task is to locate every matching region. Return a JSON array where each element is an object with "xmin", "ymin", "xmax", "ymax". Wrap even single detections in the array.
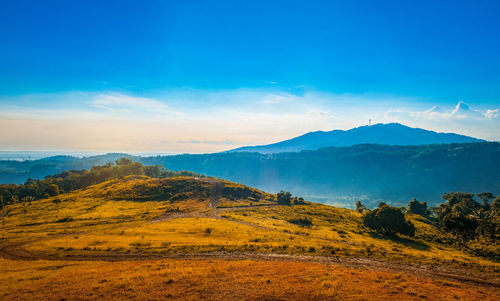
[
  {"xmin": 0, "ymin": 153, "xmax": 139, "ymax": 184},
  {"xmin": 356, "ymin": 193, "xmax": 499, "ymax": 258},
  {"xmin": 363, "ymin": 204, "xmax": 416, "ymax": 236},
  {"xmin": 0, "ymin": 159, "xmax": 203, "ymax": 208},
  {"xmin": 433, "ymin": 192, "xmax": 499, "ymax": 245}
]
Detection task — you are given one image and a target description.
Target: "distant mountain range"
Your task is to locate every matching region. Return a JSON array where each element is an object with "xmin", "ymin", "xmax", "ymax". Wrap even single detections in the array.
[
  {"xmin": 230, "ymin": 123, "xmax": 484, "ymax": 154},
  {"xmin": 1, "ymin": 143, "xmax": 499, "ymax": 207}
]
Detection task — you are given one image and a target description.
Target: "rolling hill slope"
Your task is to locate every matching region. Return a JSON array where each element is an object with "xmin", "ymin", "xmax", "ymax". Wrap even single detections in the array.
[{"xmin": 1, "ymin": 175, "xmax": 499, "ymax": 300}]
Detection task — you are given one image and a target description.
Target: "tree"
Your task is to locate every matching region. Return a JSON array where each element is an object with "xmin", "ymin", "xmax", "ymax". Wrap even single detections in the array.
[
  {"xmin": 21, "ymin": 196, "xmax": 35, "ymax": 205},
  {"xmin": 45, "ymin": 184, "xmax": 60, "ymax": 197},
  {"xmin": 477, "ymin": 192, "xmax": 494, "ymax": 209},
  {"xmin": 441, "ymin": 212, "xmax": 478, "ymax": 244},
  {"xmin": 294, "ymin": 197, "xmax": 306, "ymax": 205},
  {"xmin": 474, "ymin": 208, "xmax": 498, "ymax": 240},
  {"xmin": 277, "ymin": 190, "xmax": 292, "ymax": 205},
  {"xmin": 407, "ymin": 198, "xmax": 428, "ymax": 216},
  {"xmin": 144, "ymin": 165, "xmax": 163, "ymax": 178},
  {"xmin": 363, "ymin": 205, "xmax": 415, "ymax": 236},
  {"xmin": 435, "ymin": 192, "xmax": 481, "ymax": 220},
  {"xmin": 355, "ymin": 200, "xmax": 367, "ymax": 213},
  {"xmin": 115, "ymin": 157, "xmax": 133, "ymax": 165},
  {"xmin": 492, "ymin": 196, "xmax": 500, "ymax": 211}
]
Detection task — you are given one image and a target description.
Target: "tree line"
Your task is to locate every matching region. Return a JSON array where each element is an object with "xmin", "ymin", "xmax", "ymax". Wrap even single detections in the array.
[
  {"xmin": 0, "ymin": 158, "xmax": 203, "ymax": 208},
  {"xmin": 356, "ymin": 192, "xmax": 499, "ymax": 244}
]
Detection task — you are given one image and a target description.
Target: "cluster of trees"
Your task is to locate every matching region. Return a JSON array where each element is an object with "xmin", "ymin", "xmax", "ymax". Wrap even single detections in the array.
[
  {"xmin": 0, "ymin": 153, "xmax": 140, "ymax": 184},
  {"xmin": 434, "ymin": 192, "xmax": 499, "ymax": 244},
  {"xmin": 0, "ymin": 158, "xmax": 203, "ymax": 208},
  {"xmin": 356, "ymin": 192, "xmax": 499, "ymax": 243},
  {"xmin": 277, "ymin": 190, "xmax": 306, "ymax": 206},
  {"xmin": 361, "ymin": 202, "xmax": 416, "ymax": 236}
]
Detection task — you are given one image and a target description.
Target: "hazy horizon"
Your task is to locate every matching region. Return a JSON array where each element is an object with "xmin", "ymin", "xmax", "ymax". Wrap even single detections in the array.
[{"xmin": 0, "ymin": 121, "xmax": 496, "ymax": 156}]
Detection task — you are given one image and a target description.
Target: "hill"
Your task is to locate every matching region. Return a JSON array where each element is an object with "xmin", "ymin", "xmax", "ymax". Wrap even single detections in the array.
[
  {"xmin": 230, "ymin": 123, "xmax": 484, "ymax": 154},
  {"xmin": 0, "ymin": 175, "xmax": 499, "ymax": 300}
]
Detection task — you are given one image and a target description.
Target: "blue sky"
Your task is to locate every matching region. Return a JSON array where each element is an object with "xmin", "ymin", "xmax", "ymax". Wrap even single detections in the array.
[{"xmin": 0, "ymin": 0, "xmax": 499, "ymax": 152}]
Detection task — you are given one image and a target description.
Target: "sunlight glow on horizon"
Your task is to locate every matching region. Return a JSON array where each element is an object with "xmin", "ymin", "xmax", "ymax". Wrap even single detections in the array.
[{"xmin": 1, "ymin": 89, "xmax": 498, "ymax": 153}]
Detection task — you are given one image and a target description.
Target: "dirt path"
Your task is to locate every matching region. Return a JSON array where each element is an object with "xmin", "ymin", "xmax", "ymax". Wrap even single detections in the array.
[
  {"xmin": 150, "ymin": 202, "xmax": 277, "ymax": 224},
  {"xmin": 0, "ymin": 209, "xmax": 9, "ymax": 219}
]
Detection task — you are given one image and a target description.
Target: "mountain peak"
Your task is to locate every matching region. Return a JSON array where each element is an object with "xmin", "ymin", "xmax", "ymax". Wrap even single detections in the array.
[
  {"xmin": 229, "ymin": 123, "xmax": 483, "ymax": 154},
  {"xmin": 425, "ymin": 106, "xmax": 444, "ymax": 114},
  {"xmin": 453, "ymin": 101, "xmax": 471, "ymax": 114}
]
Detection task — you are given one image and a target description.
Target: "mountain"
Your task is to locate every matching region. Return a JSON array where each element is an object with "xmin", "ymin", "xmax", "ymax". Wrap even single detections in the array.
[{"xmin": 229, "ymin": 123, "xmax": 484, "ymax": 154}]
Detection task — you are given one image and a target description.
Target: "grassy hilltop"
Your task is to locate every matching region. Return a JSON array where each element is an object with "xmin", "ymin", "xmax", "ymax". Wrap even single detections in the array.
[{"xmin": 1, "ymin": 169, "xmax": 499, "ymax": 300}]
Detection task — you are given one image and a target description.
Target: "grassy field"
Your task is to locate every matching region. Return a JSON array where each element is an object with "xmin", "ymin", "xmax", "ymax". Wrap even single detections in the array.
[
  {"xmin": 2, "ymin": 257, "xmax": 498, "ymax": 300},
  {"xmin": 1, "ymin": 176, "xmax": 499, "ymax": 300}
]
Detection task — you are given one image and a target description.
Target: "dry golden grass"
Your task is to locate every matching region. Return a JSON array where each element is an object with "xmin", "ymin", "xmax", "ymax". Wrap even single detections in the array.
[{"xmin": 1, "ymin": 257, "xmax": 498, "ymax": 301}]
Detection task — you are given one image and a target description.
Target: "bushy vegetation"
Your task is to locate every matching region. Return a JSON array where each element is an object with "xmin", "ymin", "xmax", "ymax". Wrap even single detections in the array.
[
  {"xmin": 0, "ymin": 158, "xmax": 203, "ymax": 208},
  {"xmin": 407, "ymin": 198, "xmax": 429, "ymax": 216},
  {"xmin": 277, "ymin": 190, "xmax": 306, "ymax": 206},
  {"xmin": 363, "ymin": 204, "xmax": 416, "ymax": 236},
  {"xmin": 357, "ymin": 192, "xmax": 499, "ymax": 247},
  {"xmin": 433, "ymin": 192, "xmax": 499, "ymax": 244},
  {"xmin": 355, "ymin": 200, "xmax": 368, "ymax": 213},
  {"xmin": 288, "ymin": 217, "xmax": 313, "ymax": 227}
]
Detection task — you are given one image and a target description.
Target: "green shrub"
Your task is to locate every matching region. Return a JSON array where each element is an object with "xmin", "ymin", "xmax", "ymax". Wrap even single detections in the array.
[
  {"xmin": 363, "ymin": 205, "xmax": 415, "ymax": 236},
  {"xmin": 288, "ymin": 217, "xmax": 313, "ymax": 227}
]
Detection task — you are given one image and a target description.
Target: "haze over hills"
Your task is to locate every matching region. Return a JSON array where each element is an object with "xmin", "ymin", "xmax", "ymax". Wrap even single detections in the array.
[
  {"xmin": 230, "ymin": 123, "xmax": 484, "ymax": 154},
  {"xmin": 1, "ymin": 143, "xmax": 499, "ymax": 207}
]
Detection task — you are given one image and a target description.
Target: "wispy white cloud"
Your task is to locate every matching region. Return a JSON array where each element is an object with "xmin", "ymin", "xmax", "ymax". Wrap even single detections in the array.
[
  {"xmin": 485, "ymin": 108, "xmax": 500, "ymax": 120},
  {"xmin": 306, "ymin": 109, "xmax": 330, "ymax": 118},
  {"xmin": 91, "ymin": 93, "xmax": 183, "ymax": 115},
  {"xmin": 259, "ymin": 93, "xmax": 300, "ymax": 104}
]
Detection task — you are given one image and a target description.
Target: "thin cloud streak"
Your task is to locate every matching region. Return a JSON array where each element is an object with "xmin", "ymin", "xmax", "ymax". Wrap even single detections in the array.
[{"xmin": 91, "ymin": 93, "xmax": 185, "ymax": 116}]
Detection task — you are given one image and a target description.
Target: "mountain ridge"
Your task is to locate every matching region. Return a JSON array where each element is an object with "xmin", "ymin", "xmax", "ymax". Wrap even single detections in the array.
[{"xmin": 229, "ymin": 123, "xmax": 484, "ymax": 154}]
